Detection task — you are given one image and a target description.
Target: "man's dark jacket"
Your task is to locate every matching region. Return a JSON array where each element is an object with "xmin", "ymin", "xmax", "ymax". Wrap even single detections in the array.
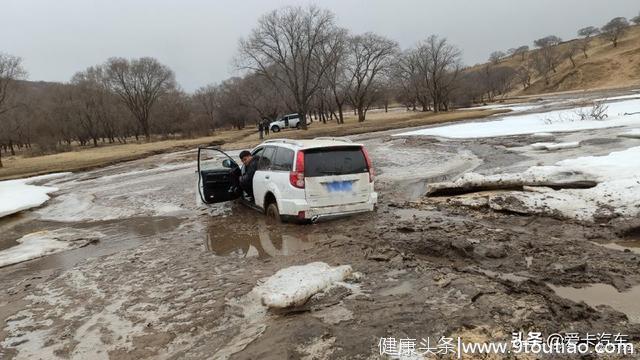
[{"xmin": 239, "ymin": 156, "xmax": 260, "ymax": 196}]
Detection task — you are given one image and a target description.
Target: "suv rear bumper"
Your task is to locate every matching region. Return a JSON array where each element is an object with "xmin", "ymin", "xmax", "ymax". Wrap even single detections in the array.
[{"xmin": 279, "ymin": 192, "xmax": 378, "ymax": 220}]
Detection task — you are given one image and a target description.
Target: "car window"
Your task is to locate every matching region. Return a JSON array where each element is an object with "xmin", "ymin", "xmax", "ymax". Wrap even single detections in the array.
[
  {"xmin": 252, "ymin": 147, "xmax": 264, "ymax": 157},
  {"xmin": 258, "ymin": 146, "xmax": 276, "ymax": 170},
  {"xmin": 304, "ymin": 146, "xmax": 368, "ymax": 177},
  {"xmin": 272, "ymin": 147, "xmax": 294, "ymax": 171}
]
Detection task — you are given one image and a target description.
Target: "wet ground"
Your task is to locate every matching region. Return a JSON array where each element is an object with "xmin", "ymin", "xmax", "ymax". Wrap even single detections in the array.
[{"xmin": 1, "ymin": 89, "xmax": 640, "ymax": 359}]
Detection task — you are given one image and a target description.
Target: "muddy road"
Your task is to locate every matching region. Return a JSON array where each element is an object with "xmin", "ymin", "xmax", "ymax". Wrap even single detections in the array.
[{"xmin": 2, "ymin": 90, "xmax": 640, "ymax": 359}]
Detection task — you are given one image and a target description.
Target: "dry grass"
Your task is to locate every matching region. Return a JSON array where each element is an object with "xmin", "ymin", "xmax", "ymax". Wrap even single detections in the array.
[
  {"xmin": 487, "ymin": 24, "xmax": 640, "ymax": 95},
  {"xmin": 0, "ymin": 108, "xmax": 504, "ymax": 180},
  {"xmin": 228, "ymin": 108, "xmax": 506, "ymax": 150}
]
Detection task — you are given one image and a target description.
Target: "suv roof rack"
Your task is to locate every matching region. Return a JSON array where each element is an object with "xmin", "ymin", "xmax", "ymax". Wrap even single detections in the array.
[
  {"xmin": 263, "ymin": 139, "xmax": 303, "ymax": 147},
  {"xmin": 313, "ymin": 137, "xmax": 353, "ymax": 143}
]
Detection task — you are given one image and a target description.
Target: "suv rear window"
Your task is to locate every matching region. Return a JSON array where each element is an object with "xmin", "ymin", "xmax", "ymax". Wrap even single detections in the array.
[
  {"xmin": 304, "ymin": 147, "xmax": 368, "ymax": 177},
  {"xmin": 272, "ymin": 147, "xmax": 294, "ymax": 171}
]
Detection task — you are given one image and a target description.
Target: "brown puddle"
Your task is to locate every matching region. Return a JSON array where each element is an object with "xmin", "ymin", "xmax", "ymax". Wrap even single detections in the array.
[
  {"xmin": 0, "ymin": 216, "xmax": 184, "ymax": 273},
  {"xmin": 549, "ymin": 283, "xmax": 640, "ymax": 323},
  {"xmin": 205, "ymin": 221, "xmax": 337, "ymax": 258}
]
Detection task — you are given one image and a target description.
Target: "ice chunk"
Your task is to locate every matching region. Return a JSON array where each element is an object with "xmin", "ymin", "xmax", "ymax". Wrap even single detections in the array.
[
  {"xmin": 0, "ymin": 173, "xmax": 70, "ymax": 218},
  {"xmin": 438, "ymin": 146, "xmax": 640, "ymax": 221},
  {"xmin": 255, "ymin": 262, "xmax": 352, "ymax": 308},
  {"xmin": 530, "ymin": 142, "xmax": 580, "ymax": 151},
  {"xmin": 0, "ymin": 228, "xmax": 103, "ymax": 268}
]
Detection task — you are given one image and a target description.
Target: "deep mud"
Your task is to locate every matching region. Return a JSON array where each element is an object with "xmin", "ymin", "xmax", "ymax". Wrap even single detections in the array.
[{"xmin": 2, "ymin": 89, "xmax": 640, "ymax": 359}]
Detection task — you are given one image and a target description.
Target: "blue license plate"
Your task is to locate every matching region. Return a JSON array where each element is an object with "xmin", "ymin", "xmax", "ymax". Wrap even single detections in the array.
[{"xmin": 325, "ymin": 181, "xmax": 353, "ymax": 192}]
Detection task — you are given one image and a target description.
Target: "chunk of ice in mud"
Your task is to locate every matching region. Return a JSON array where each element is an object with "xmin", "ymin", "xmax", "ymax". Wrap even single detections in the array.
[
  {"xmin": 255, "ymin": 262, "xmax": 352, "ymax": 308},
  {"xmin": 530, "ymin": 141, "xmax": 580, "ymax": 151},
  {"xmin": 618, "ymin": 128, "xmax": 640, "ymax": 139},
  {"xmin": 0, "ymin": 228, "xmax": 103, "ymax": 268}
]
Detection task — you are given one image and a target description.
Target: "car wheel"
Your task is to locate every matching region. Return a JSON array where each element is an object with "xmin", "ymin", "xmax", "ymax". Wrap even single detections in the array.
[
  {"xmin": 295, "ymin": 122, "xmax": 301, "ymax": 129},
  {"xmin": 271, "ymin": 125, "xmax": 280, "ymax": 133},
  {"xmin": 265, "ymin": 202, "xmax": 281, "ymax": 223}
]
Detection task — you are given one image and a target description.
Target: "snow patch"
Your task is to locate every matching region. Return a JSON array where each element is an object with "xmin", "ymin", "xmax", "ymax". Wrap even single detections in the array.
[
  {"xmin": 397, "ymin": 98, "xmax": 640, "ymax": 138},
  {"xmin": 0, "ymin": 174, "xmax": 70, "ymax": 218},
  {"xmin": 530, "ymin": 142, "xmax": 580, "ymax": 151},
  {"xmin": 0, "ymin": 228, "xmax": 103, "ymax": 268},
  {"xmin": 446, "ymin": 146, "xmax": 640, "ymax": 221}
]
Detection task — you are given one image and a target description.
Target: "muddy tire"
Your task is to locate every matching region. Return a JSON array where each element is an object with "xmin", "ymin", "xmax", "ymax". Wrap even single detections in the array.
[
  {"xmin": 265, "ymin": 202, "xmax": 281, "ymax": 223},
  {"xmin": 271, "ymin": 125, "xmax": 280, "ymax": 133},
  {"xmin": 295, "ymin": 122, "xmax": 301, "ymax": 129}
]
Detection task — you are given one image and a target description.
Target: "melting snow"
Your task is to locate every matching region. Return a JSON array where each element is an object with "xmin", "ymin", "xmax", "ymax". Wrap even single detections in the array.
[
  {"xmin": 0, "ymin": 228, "xmax": 103, "ymax": 268},
  {"xmin": 451, "ymin": 146, "xmax": 640, "ymax": 221},
  {"xmin": 530, "ymin": 142, "xmax": 580, "ymax": 151},
  {"xmin": 0, "ymin": 173, "xmax": 70, "ymax": 218},
  {"xmin": 397, "ymin": 98, "xmax": 640, "ymax": 138}
]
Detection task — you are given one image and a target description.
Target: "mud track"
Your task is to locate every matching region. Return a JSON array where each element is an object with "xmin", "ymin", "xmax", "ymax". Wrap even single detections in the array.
[{"xmin": 2, "ymin": 88, "xmax": 640, "ymax": 359}]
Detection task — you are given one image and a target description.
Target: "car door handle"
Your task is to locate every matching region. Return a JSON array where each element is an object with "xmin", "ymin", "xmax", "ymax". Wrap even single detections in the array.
[{"xmin": 265, "ymin": 175, "xmax": 270, "ymax": 179}]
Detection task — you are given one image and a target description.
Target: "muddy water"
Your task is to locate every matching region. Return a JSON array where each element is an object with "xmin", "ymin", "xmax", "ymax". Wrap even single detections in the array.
[
  {"xmin": 549, "ymin": 283, "xmax": 640, "ymax": 323},
  {"xmin": 0, "ymin": 216, "xmax": 183, "ymax": 272},
  {"xmin": 595, "ymin": 241, "xmax": 640, "ymax": 255},
  {"xmin": 203, "ymin": 205, "xmax": 354, "ymax": 258},
  {"xmin": 591, "ymin": 227, "xmax": 640, "ymax": 255}
]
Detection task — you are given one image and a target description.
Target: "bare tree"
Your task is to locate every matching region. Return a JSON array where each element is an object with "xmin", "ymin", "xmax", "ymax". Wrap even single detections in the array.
[
  {"xmin": 632, "ymin": 13, "xmax": 640, "ymax": 25},
  {"xmin": 564, "ymin": 42, "xmax": 581, "ymax": 68},
  {"xmin": 105, "ymin": 57, "xmax": 175, "ymax": 141},
  {"xmin": 0, "ymin": 53, "xmax": 27, "ymax": 167},
  {"xmin": 193, "ymin": 84, "xmax": 219, "ymax": 132},
  {"xmin": 321, "ymin": 28, "xmax": 349, "ymax": 124},
  {"xmin": 488, "ymin": 51, "xmax": 506, "ymax": 65},
  {"xmin": 70, "ymin": 66, "xmax": 117, "ymax": 146},
  {"xmin": 237, "ymin": 5, "xmax": 342, "ymax": 130},
  {"xmin": 421, "ymin": 35, "xmax": 462, "ymax": 112},
  {"xmin": 533, "ymin": 35, "xmax": 562, "ymax": 78},
  {"xmin": 516, "ymin": 61, "xmax": 535, "ymax": 89},
  {"xmin": 601, "ymin": 17, "xmax": 629, "ymax": 47},
  {"xmin": 239, "ymin": 72, "xmax": 286, "ymax": 123},
  {"xmin": 345, "ymin": 32, "xmax": 399, "ymax": 122},
  {"xmin": 513, "ymin": 46, "xmax": 529, "ymax": 61},
  {"xmin": 577, "ymin": 26, "xmax": 600, "ymax": 58},
  {"xmin": 392, "ymin": 50, "xmax": 422, "ymax": 110}
]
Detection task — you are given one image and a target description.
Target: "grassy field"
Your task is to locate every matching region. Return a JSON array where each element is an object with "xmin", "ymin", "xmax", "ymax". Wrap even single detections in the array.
[{"xmin": 0, "ymin": 108, "xmax": 505, "ymax": 180}]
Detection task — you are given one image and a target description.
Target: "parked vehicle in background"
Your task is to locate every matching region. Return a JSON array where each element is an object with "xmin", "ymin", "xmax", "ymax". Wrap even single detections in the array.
[
  {"xmin": 197, "ymin": 137, "xmax": 378, "ymax": 222},
  {"xmin": 269, "ymin": 113, "xmax": 309, "ymax": 132}
]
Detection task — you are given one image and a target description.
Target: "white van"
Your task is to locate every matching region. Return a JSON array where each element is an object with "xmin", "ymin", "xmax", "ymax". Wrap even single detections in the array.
[
  {"xmin": 197, "ymin": 138, "xmax": 377, "ymax": 222},
  {"xmin": 268, "ymin": 113, "xmax": 308, "ymax": 132}
]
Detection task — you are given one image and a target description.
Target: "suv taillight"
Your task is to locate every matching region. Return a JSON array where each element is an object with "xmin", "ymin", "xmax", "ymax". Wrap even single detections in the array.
[
  {"xmin": 289, "ymin": 151, "xmax": 305, "ymax": 188},
  {"xmin": 362, "ymin": 147, "xmax": 374, "ymax": 183}
]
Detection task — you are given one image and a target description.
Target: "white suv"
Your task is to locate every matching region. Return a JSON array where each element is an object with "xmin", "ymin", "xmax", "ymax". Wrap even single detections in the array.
[
  {"xmin": 197, "ymin": 138, "xmax": 378, "ymax": 222},
  {"xmin": 269, "ymin": 113, "xmax": 307, "ymax": 132}
]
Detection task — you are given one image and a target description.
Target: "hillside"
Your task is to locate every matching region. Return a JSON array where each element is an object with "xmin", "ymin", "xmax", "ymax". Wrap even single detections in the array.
[{"xmin": 488, "ymin": 24, "xmax": 640, "ymax": 95}]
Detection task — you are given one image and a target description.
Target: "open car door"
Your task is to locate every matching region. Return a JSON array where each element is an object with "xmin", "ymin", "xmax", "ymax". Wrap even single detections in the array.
[{"xmin": 198, "ymin": 147, "xmax": 241, "ymax": 204}]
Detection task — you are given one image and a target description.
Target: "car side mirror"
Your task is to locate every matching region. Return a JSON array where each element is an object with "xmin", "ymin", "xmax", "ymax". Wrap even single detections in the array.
[{"xmin": 222, "ymin": 159, "xmax": 237, "ymax": 168}]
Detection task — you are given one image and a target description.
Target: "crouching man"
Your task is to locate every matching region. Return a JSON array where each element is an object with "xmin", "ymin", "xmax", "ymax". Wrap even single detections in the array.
[{"xmin": 239, "ymin": 150, "xmax": 260, "ymax": 202}]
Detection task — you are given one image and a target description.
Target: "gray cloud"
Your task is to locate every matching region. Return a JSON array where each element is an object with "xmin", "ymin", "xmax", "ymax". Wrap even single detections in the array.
[{"xmin": 2, "ymin": 0, "xmax": 638, "ymax": 91}]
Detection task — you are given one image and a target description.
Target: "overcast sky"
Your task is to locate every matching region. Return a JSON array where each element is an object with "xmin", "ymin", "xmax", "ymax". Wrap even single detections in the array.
[{"xmin": 2, "ymin": 0, "xmax": 638, "ymax": 91}]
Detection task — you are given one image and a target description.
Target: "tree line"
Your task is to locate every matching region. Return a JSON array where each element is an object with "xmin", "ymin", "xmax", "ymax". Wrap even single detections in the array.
[
  {"xmin": 466, "ymin": 13, "xmax": 640, "ymax": 103},
  {"xmin": 1, "ymin": 6, "xmax": 639, "ymax": 166}
]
